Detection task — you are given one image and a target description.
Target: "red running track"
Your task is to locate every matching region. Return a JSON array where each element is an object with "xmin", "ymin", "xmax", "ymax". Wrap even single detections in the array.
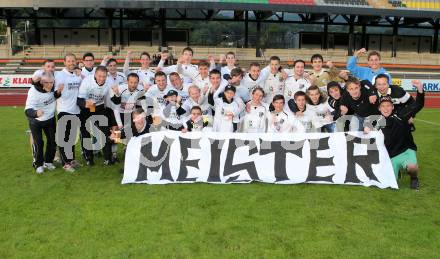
[
  {"xmin": 410, "ymin": 92, "xmax": 440, "ymax": 108},
  {"xmin": 0, "ymin": 89, "xmax": 28, "ymax": 106}
]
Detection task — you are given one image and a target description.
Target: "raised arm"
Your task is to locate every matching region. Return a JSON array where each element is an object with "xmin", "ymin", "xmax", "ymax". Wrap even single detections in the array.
[
  {"xmin": 399, "ymin": 80, "xmax": 425, "ymax": 121},
  {"xmin": 123, "ymin": 50, "xmax": 132, "ymax": 76},
  {"xmin": 177, "ymin": 57, "xmax": 198, "ymax": 80},
  {"xmin": 100, "ymin": 54, "xmax": 112, "ymax": 66},
  {"xmin": 156, "ymin": 51, "xmax": 176, "ymax": 75},
  {"xmin": 347, "ymin": 48, "xmax": 368, "ymax": 77}
]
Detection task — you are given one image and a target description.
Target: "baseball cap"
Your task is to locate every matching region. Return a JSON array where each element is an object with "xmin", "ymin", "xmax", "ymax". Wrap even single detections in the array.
[
  {"xmin": 224, "ymin": 85, "xmax": 236, "ymax": 93},
  {"xmin": 163, "ymin": 89, "xmax": 178, "ymax": 98},
  {"xmin": 379, "ymin": 96, "xmax": 393, "ymax": 104}
]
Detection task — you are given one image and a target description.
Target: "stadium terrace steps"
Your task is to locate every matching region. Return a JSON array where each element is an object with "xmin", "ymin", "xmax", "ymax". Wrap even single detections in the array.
[
  {"xmin": 4, "ymin": 46, "xmax": 440, "ymax": 70},
  {"xmin": 9, "ymin": 59, "xmax": 440, "ymax": 79},
  {"xmin": 22, "ymin": 45, "xmax": 115, "ymax": 59},
  {"xmin": 0, "ymin": 60, "xmax": 23, "ymax": 74}
]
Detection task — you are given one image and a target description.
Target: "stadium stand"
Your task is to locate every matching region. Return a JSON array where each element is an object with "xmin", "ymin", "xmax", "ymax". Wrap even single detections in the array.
[
  {"xmin": 3, "ymin": 44, "xmax": 440, "ymax": 108},
  {"xmin": 4, "ymin": 45, "xmax": 440, "ymax": 69},
  {"xmin": 403, "ymin": 0, "xmax": 440, "ymax": 9},
  {"xmin": 17, "ymin": 45, "xmax": 114, "ymax": 59},
  {"xmin": 388, "ymin": 0, "xmax": 440, "ymax": 9},
  {"xmin": 269, "ymin": 0, "xmax": 316, "ymax": 5},
  {"xmin": 368, "ymin": 0, "xmax": 395, "ymax": 8},
  {"xmin": 389, "ymin": 0, "xmax": 406, "ymax": 7},
  {"xmin": 2, "ymin": 46, "xmax": 440, "ymax": 82},
  {"xmin": 321, "ymin": 0, "xmax": 369, "ymax": 6}
]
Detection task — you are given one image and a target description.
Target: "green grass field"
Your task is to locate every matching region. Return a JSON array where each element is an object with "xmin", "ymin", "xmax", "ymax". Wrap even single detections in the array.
[{"xmin": 1, "ymin": 106, "xmax": 439, "ymax": 258}]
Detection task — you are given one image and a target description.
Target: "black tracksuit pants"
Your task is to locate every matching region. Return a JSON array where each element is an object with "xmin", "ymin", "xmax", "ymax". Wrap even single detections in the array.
[
  {"xmin": 57, "ymin": 112, "xmax": 80, "ymax": 165},
  {"xmin": 28, "ymin": 117, "xmax": 56, "ymax": 168},
  {"xmin": 79, "ymin": 106, "xmax": 112, "ymax": 162}
]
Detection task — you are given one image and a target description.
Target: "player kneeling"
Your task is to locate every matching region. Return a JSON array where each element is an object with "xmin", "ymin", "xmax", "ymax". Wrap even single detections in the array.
[
  {"xmin": 364, "ymin": 81, "xmax": 424, "ymax": 190},
  {"xmin": 181, "ymin": 106, "xmax": 210, "ymax": 132}
]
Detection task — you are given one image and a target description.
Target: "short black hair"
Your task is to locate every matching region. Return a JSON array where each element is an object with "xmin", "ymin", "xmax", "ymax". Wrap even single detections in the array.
[
  {"xmin": 294, "ymin": 91, "xmax": 306, "ymax": 100},
  {"xmin": 132, "ymin": 107, "xmax": 144, "ymax": 115},
  {"xmin": 311, "ymin": 54, "xmax": 324, "ymax": 63},
  {"xmin": 155, "ymin": 71, "xmax": 167, "ymax": 78},
  {"xmin": 127, "ymin": 72, "xmax": 139, "ymax": 81},
  {"xmin": 209, "ymin": 69, "xmax": 221, "ymax": 77},
  {"xmin": 294, "ymin": 59, "xmax": 305, "ymax": 67},
  {"xmin": 270, "ymin": 56, "xmax": 281, "ymax": 62},
  {"xmin": 272, "ymin": 94, "xmax": 285, "ymax": 103},
  {"xmin": 249, "ymin": 62, "xmax": 260, "ymax": 69},
  {"xmin": 374, "ymin": 74, "xmax": 390, "ymax": 85},
  {"xmin": 182, "ymin": 47, "xmax": 194, "ymax": 55},
  {"xmin": 106, "ymin": 58, "xmax": 117, "ymax": 66},
  {"xmin": 140, "ymin": 52, "xmax": 151, "ymax": 59},
  {"xmin": 83, "ymin": 52, "xmax": 94, "ymax": 60},
  {"xmin": 327, "ymin": 81, "xmax": 341, "ymax": 93},
  {"xmin": 190, "ymin": 106, "xmax": 202, "ymax": 113}
]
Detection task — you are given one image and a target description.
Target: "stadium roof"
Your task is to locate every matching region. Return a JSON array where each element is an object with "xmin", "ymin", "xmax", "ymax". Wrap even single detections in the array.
[{"xmin": 2, "ymin": 0, "xmax": 440, "ymax": 19}]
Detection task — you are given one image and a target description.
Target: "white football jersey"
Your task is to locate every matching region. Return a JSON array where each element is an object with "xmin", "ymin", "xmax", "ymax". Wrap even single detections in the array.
[
  {"xmin": 25, "ymin": 86, "xmax": 56, "ymax": 121},
  {"xmin": 54, "ymin": 69, "xmax": 82, "ymax": 114},
  {"xmin": 240, "ymin": 103, "xmax": 269, "ymax": 133}
]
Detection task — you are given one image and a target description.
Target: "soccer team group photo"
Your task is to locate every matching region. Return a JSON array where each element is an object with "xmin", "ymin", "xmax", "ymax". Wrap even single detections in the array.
[{"xmin": 1, "ymin": 0, "xmax": 439, "ymax": 257}]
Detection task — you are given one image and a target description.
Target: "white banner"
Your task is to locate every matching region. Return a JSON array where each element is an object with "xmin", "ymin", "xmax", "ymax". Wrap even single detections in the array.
[
  {"xmin": 0, "ymin": 74, "xmax": 33, "ymax": 88},
  {"xmin": 393, "ymin": 78, "xmax": 440, "ymax": 92},
  {"xmin": 122, "ymin": 131, "xmax": 398, "ymax": 189}
]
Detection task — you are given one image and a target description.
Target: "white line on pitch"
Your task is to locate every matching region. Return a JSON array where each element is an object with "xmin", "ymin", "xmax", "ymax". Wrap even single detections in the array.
[{"xmin": 415, "ymin": 118, "xmax": 440, "ymax": 127}]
